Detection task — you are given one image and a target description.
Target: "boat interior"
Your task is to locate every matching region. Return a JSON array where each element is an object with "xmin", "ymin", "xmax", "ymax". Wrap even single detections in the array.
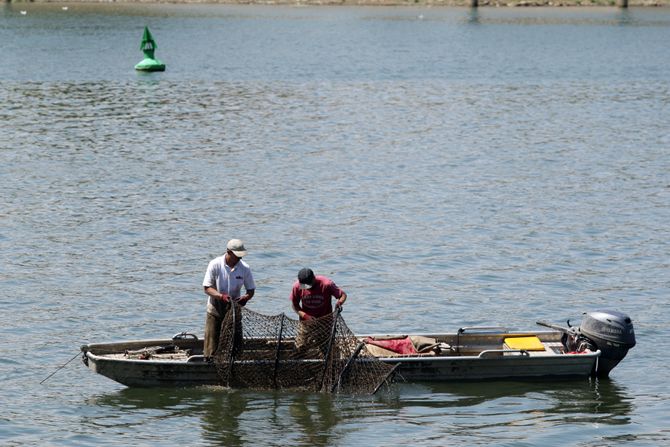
[
  {"xmin": 362, "ymin": 330, "xmax": 567, "ymax": 358},
  {"xmin": 84, "ymin": 329, "xmax": 572, "ymax": 362}
]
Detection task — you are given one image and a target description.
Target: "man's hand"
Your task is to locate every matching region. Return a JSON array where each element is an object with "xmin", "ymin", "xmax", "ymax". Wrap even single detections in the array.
[
  {"xmin": 238, "ymin": 295, "xmax": 250, "ymax": 306},
  {"xmin": 218, "ymin": 293, "xmax": 230, "ymax": 303},
  {"xmin": 336, "ymin": 292, "xmax": 347, "ymax": 309}
]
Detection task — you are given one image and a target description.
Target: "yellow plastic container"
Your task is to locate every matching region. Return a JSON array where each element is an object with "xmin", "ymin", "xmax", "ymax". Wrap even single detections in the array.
[{"xmin": 504, "ymin": 336, "xmax": 545, "ymax": 351}]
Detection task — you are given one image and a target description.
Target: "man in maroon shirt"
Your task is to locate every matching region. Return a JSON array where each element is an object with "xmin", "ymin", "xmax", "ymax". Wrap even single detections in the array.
[
  {"xmin": 290, "ymin": 268, "xmax": 347, "ymax": 320},
  {"xmin": 290, "ymin": 268, "xmax": 348, "ymax": 355}
]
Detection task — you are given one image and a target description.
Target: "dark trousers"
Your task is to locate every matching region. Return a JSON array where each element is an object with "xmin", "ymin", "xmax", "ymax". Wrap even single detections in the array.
[
  {"xmin": 204, "ymin": 302, "xmax": 243, "ymax": 358},
  {"xmin": 204, "ymin": 312, "xmax": 223, "ymax": 358}
]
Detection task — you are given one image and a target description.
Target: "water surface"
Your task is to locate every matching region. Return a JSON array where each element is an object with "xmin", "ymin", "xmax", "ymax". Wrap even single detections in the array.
[{"xmin": 1, "ymin": 4, "xmax": 669, "ymax": 446}]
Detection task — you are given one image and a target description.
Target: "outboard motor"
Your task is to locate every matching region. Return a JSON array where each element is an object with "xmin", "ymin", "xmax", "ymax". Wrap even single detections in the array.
[
  {"xmin": 577, "ymin": 310, "xmax": 636, "ymax": 378},
  {"xmin": 537, "ymin": 310, "xmax": 636, "ymax": 378}
]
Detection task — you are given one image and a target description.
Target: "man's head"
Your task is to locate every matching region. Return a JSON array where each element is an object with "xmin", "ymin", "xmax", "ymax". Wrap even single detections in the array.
[
  {"xmin": 226, "ymin": 239, "xmax": 247, "ymax": 258},
  {"xmin": 298, "ymin": 268, "xmax": 315, "ymax": 290}
]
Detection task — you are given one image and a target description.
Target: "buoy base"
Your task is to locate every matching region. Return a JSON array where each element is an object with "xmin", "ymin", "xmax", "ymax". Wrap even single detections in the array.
[{"xmin": 135, "ymin": 58, "xmax": 166, "ymax": 72}]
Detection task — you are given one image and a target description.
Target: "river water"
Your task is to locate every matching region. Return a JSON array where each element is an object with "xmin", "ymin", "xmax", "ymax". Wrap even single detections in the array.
[{"xmin": 1, "ymin": 3, "xmax": 669, "ymax": 446}]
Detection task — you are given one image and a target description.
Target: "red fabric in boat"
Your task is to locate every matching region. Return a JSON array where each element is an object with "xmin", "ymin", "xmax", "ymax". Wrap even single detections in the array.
[{"xmin": 365, "ymin": 337, "xmax": 418, "ymax": 355}]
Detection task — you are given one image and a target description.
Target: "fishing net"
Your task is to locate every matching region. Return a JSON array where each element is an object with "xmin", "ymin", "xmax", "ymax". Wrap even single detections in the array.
[{"xmin": 213, "ymin": 304, "xmax": 397, "ymax": 394}]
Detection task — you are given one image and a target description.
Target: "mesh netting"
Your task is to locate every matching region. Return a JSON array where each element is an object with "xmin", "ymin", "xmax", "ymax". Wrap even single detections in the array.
[{"xmin": 213, "ymin": 305, "xmax": 397, "ymax": 394}]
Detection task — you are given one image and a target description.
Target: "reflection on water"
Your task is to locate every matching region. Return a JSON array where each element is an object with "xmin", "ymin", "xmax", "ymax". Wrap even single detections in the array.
[
  {"xmin": 199, "ymin": 391, "xmax": 248, "ymax": 446},
  {"xmin": 286, "ymin": 393, "xmax": 343, "ymax": 446},
  {"xmin": 395, "ymin": 378, "xmax": 633, "ymax": 428},
  {"xmin": 88, "ymin": 379, "xmax": 632, "ymax": 445},
  {"xmin": 91, "ymin": 387, "xmax": 357, "ymax": 446},
  {"xmin": 465, "ymin": 7, "xmax": 480, "ymax": 25},
  {"xmin": 547, "ymin": 379, "xmax": 633, "ymax": 424}
]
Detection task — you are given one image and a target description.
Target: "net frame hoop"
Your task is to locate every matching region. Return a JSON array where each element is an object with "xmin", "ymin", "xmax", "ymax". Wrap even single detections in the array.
[
  {"xmin": 272, "ymin": 313, "xmax": 286, "ymax": 389},
  {"xmin": 331, "ymin": 340, "xmax": 366, "ymax": 393},
  {"xmin": 226, "ymin": 302, "xmax": 238, "ymax": 387},
  {"xmin": 372, "ymin": 363, "xmax": 402, "ymax": 395},
  {"xmin": 318, "ymin": 306, "xmax": 343, "ymax": 392}
]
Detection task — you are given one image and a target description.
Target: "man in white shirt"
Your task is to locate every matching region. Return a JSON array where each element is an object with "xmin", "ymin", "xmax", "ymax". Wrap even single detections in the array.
[{"xmin": 202, "ymin": 239, "xmax": 256, "ymax": 359}]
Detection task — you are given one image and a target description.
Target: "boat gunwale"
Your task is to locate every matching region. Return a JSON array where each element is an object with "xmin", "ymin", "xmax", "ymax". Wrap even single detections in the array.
[
  {"xmin": 85, "ymin": 349, "xmax": 601, "ymax": 365},
  {"xmin": 82, "ymin": 329, "xmax": 601, "ymax": 365},
  {"xmin": 378, "ymin": 349, "xmax": 601, "ymax": 363},
  {"xmin": 81, "ymin": 329, "xmax": 567, "ymax": 351}
]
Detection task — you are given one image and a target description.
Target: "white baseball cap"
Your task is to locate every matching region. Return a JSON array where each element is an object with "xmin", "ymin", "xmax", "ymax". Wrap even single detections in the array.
[{"xmin": 226, "ymin": 239, "xmax": 247, "ymax": 257}]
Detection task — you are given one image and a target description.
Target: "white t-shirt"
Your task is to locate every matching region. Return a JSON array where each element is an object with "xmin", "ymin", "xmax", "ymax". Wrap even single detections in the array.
[{"xmin": 202, "ymin": 256, "xmax": 256, "ymax": 317}]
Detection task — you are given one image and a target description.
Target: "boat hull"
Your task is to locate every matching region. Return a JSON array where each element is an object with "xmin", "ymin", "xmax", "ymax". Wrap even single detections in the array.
[
  {"xmin": 82, "ymin": 331, "xmax": 601, "ymax": 388},
  {"xmin": 87, "ymin": 355, "xmax": 219, "ymax": 388},
  {"xmin": 380, "ymin": 353, "xmax": 598, "ymax": 382}
]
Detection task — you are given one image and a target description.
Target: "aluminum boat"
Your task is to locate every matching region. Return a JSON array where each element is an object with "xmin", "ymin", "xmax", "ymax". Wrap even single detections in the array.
[{"xmin": 81, "ymin": 310, "xmax": 635, "ymax": 389}]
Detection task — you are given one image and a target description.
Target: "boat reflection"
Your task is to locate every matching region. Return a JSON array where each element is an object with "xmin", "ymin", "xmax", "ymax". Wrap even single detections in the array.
[
  {"xmin": 393, "ymin": 378, "xmax": 633, "ymax": 426},
  {"xmin": 89, "ymin": 387, "xmax": 366, "ymax": 446},
  {"xmin": 88, "ymin": 378, "xmax": 631, "ymax": 444}
]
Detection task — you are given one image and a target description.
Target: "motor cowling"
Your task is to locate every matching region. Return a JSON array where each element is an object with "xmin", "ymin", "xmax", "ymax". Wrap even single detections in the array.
[{"xmin": 577, "ymin": 310, "xmax": 636, "ymax": 377}]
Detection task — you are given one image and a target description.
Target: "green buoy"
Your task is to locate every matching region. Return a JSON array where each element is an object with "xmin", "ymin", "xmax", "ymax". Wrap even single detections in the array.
[{"xmin": 135, "ymin": 26, "xmax": 165, "ymax": 72}]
